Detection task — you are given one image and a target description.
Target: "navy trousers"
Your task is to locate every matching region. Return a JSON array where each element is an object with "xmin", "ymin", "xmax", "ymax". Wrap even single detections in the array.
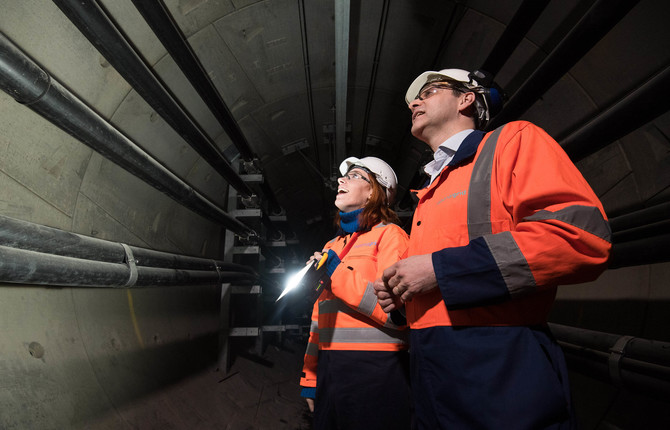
[
  {"xmin": 314, "ymin": 350, "xmax": 412, "ymax": 430},
  {"xmin": 410, "ymin": 325, "xmax": 576, "ymax": 430}
]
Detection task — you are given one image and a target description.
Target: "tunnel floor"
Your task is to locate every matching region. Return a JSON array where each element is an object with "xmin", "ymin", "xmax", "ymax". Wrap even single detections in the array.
[
  {"xmin": 203, "ymin": 337, "xmax": 312, "ymax": 430},
  {"xmin": 102, "ymin": 335, "xmax": 313, "ymax": 430}
]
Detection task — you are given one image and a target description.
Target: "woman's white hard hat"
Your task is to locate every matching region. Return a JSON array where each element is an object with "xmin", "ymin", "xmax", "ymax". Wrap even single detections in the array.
[{"xmin": 339, "ymin": 156, "xmax": 398, "ymax": 203}]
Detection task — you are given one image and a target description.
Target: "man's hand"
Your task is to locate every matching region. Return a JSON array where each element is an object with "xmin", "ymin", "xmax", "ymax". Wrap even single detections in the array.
[
  {"xmin": 381, "ymin": 254, "xmax": 438, "ymax": 303},
  {"xmin": 373, "ymin": 278, "xmax": 403, "ymax": 313},
  {"xmin": 305, "ymin": 398, "xmax": 314, "ymax": 412}
]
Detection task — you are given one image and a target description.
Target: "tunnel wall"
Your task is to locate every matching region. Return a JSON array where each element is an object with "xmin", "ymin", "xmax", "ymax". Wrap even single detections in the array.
[
  {"xmin": 0, "ymin": 0, "xmax": 668, "ymax": 429},
  {"xmin": 0, "ymin": 1, "xmax": 240, "ymax": 428}
]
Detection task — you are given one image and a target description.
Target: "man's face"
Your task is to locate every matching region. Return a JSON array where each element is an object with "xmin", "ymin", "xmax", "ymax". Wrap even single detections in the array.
[{"xmin": 408, "ymin": 83, "xmax": 466, "ymax": 141}]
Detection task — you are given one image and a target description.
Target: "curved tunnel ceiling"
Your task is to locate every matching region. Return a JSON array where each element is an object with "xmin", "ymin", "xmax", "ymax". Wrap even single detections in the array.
[
  {"xmin": 1, "ymin": 1, "xmax": 670, "ymax": 428},
  {"xmin": 2, "ymin": 0, "xmax": 669, "ymax": 261}
]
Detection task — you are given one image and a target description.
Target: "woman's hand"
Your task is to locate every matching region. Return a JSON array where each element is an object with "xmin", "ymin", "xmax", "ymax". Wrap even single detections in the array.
[{"xmin": 307, "ymin": 251, "xmax": 324, "ymax": 265}]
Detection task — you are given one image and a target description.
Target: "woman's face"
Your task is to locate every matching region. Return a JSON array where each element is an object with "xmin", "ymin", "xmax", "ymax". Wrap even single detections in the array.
[{"xmin": 335, "ymin": 167, "xmax": 373, "ymax": 212}]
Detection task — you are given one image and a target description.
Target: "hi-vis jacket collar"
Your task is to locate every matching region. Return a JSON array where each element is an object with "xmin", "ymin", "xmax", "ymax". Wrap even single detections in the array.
[{"xmin": 418, "ymin": 129, "xmax": 487, "ymax": 191}]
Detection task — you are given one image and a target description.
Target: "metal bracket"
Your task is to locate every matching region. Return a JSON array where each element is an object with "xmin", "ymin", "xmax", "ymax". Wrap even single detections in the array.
[
  {"xmin": 608, "ymin": 335, "xmax": 635, "ymax": 388},
  {"xmin": 230, "ymin": 327, "xmax": 259, "ymax": 337},
  {"xmin": 122, "ymin": 243, "xmax": 138, "ymax": 288},
  {"xmin": 232, "ymin": 285, "xmax": 261, "ymax": 294}
]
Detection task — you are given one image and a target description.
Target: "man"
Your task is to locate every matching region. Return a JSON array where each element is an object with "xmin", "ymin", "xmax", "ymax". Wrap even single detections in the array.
[{"xmin": 374, "ymin": 68, "xmax": 612, "ymax": 429}]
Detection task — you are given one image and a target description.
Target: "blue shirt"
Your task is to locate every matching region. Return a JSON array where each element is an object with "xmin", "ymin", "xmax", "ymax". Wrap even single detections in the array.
[{"xmin": 423, "ymin": 129, "xmax": 475, "ymax": 185}]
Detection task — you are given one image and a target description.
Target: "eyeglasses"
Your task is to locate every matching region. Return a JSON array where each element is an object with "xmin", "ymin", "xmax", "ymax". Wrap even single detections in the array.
[
  {"xmin": 415, "ymin": 83, "xmax": 465, "ymax": 101},
  {"xmin": 340, "ymin": 172, "xmax": 370, "ymax": 183}
]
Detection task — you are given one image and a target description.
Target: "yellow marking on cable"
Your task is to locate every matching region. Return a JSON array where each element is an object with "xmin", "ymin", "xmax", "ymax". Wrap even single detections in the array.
[{"xmin": 127, "ymin": 290, "xmax": 145, "ymax": 348}]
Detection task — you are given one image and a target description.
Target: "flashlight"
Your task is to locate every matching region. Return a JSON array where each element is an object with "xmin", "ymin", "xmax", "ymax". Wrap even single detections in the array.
[{"xmin": 276, "ymin": 253, "xmax": 330, "ymax": 302}]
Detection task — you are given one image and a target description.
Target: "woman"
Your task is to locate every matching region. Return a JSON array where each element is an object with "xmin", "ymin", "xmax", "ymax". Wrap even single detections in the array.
[{"xmin": 299, "ymin": 156, "xmax": 411, "ymax": 430}]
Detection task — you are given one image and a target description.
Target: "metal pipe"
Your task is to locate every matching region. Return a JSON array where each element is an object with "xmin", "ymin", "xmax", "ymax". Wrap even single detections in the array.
[
  {"xmin": 0, "ymin": 215, "xmax": 258, "ymax": 288},
  {"xmin": 359, "ymin": 0, "xmax": 389, "ymax": 157},
  {"xmin": 297, "ymin": 0, "xmax": 321, "ymax": 171},
  {"xmin": 127, "ymin": 0, "xmax": 286, "ymax": 230},
  {"xmin": 549, "ymin": 323, "xmax": 670, "ymax": 398},
  {"xmin": 549, "ymin": 323, "xmax": 670, "ymax": 368},
  {"xmin": 0, "ymin": 214, "xmax": 257, "ymax": 274},
  {"xmin": 606, "ymin": 201, "xmax": 670, "ymax": 266},
  {"xmin": 559, "ymin": 65, "xmax": 670, "ymax": 161},
  {"xmin": 561, "ymin": 349, "xmax": 670, "ymax": 400},
  {"xmin": 334, "ymin": 0, "xmax": 350, "ymax": 165},
  {"xmin": 612, "ymin": 220, "xmax": 670, "ymax": 244},
  {"xmin": 563, "ymin": 348, "xmax": 670, "ymax": 383},
  {"xmin": 0, "ymin": 31, "xmax": 254, "ymax": 237},
  {"xmin": 132, "ymin": 248, "xmax": 255, "ymax": 273},
  {"xmin": 608, "ymin": 201, "xmax": 670, "ymax": 233},
  {"xmin": 609, "ymin": 233, "xmax": 670, "ymax": 269},
  {"xmin": 129, "ymin": 0, "xmax": 255, "ymax": 162},
  {"xmin": 0, "ymin": 245, "xmax": 255, "ymax": 288},
  {"xmin": 480, "ymin": 0, "xmax": 550, "ymax": 76},
  {"xmin": 0, "ymin": 214, "xmax": 122, "ymax": 263},
  {"xmin": 51, "ymin": 0, "xmax": 253, "ymax": 197},
  {"xmin": 488, "ymin": 0, "xmax": 641, "ymax": 129}
]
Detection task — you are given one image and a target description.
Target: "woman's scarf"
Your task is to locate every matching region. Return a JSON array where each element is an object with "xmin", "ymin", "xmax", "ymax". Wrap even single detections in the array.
[{"xmin": 338, "ymin": 208, "xmax": 364, "ymax": 234}]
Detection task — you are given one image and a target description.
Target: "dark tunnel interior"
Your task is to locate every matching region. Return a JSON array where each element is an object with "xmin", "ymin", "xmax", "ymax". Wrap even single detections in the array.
[{"xmin": 0, "ymin": 0, "xmax": 669, "ymax": 428}]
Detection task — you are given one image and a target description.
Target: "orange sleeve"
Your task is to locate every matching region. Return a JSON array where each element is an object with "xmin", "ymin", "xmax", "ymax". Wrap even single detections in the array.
[
  {"xmin": 299, "ymin": 297, "xmax": 320, "ymax": 388},
  {"xmin": 329, "ymin": 225, "xmax": 409, "ymax": 327}
]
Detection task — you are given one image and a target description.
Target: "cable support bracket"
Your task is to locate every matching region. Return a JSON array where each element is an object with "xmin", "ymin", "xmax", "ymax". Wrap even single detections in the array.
[
  {"xmin": 212, "ymin": 259, "xmax": 221, "ymax": 283},
  {"xmin": 122, "ymin": 243, "xmax": 139, "ymax": 288},
  {"xmin": 608, "ymin": 335, "xmax": 635, "ymax": 388}
]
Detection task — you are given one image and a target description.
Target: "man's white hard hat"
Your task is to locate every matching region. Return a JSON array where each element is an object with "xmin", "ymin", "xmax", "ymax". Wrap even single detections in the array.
[
  {"xmin": 404, "ymin": 68, "xmax": 482, "ymax": 104},
  {"xmin": 405, "ymin": 68, "xmax": 502, "ymax": 129},
  {"xmin": 339, "ymin": 156, "xmax": 398, "ymax": 203}
]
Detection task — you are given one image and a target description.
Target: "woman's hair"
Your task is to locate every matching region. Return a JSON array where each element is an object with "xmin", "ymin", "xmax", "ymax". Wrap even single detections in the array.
[{"xmin": 334, "ymin": 171, "xmax": 401, "ymax": 230}]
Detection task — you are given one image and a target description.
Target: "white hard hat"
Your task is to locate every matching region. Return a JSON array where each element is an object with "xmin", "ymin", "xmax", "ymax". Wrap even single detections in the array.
[
  {"xmin": 339, "ymin": 156, "xmax": 398, "ymax": 203},
  {"xmin": 405, "ymin": 68, "xmax": 504, "ymax": 129},
  {"xmin": 405, "ymin": 68, "xmax": 481, "ymax": 104}
]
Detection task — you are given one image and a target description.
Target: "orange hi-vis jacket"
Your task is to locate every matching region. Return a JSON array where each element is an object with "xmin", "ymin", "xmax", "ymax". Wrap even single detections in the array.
[
  {"xmin": 300, "ymin": 223, "xmax": 409, "ymax": 389},
  {"xmin": 406, "ymin": 121, "xmax": 612, "ymax": 329}
]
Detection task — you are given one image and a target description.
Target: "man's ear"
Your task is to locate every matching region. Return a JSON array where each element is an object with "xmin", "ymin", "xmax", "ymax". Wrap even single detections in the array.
[{"xmin": 459, "ymin": 92, "xmax": 476, "ymax": 111}]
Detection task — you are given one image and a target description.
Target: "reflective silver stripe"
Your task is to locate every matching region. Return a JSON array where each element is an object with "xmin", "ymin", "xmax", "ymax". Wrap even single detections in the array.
[
  {"xmin": 305, "ymin": 342, "xmax": 318, "ymax": 357},
  {"xmin": 383, "ymin": 317, "xmax": 401, "ymax": 330},
  {"xmin": 524, "ymin": 205, "xmax": 612, "ymax": 242},
  {"xmin": 310, "ymin": 321, "xmax": 319, "ymax": 333},
  {"xmin": 318, "ymin": 327, "xmax": 408, "ymax": 344},
  {"xmin": 357, "ymin": 282, "xmax": 378, "ymax": 316},
  {"xmin": 484, "ymin": 232, "xmax": 536, "ymax": 296},
  {"xmin": 320, "ymin": 298, "xmax": 402, "ymax": 330},
  {"xmin": 468, "ymin": 125, "xmax": 504, "ymax": 240},
  {"xmin": 319, "ymin": 298, "xmax": 351, "ymax": 315}
]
